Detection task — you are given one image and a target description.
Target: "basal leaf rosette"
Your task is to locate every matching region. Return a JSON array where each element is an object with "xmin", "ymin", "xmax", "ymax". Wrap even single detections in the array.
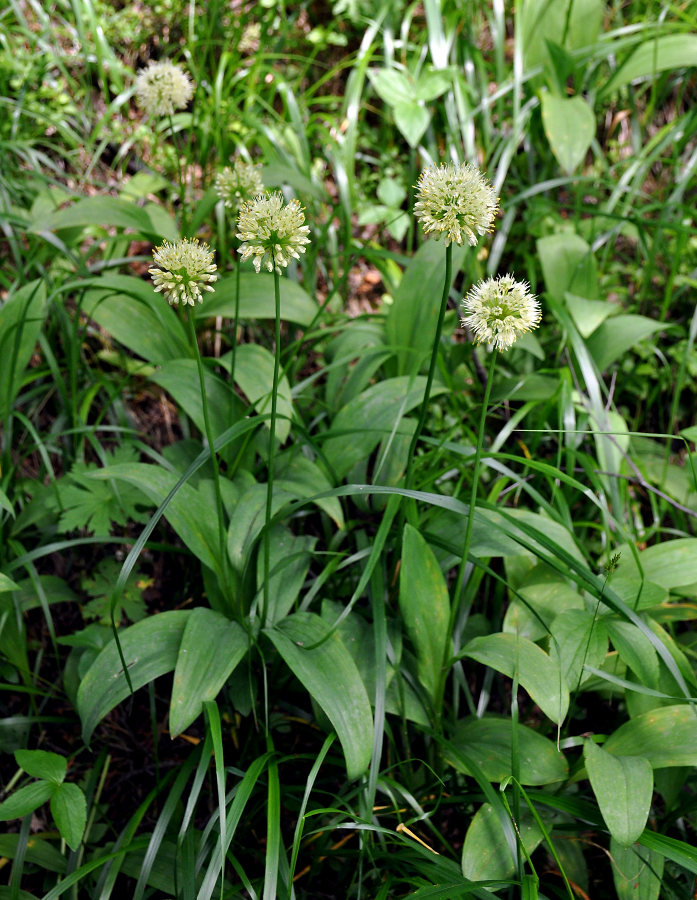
[
  {"xmin": 134, "ymin": 60, "xmax": 194, "ymax": 117},
  {"xmin": 236, "ymin": 192, "xmax": 310, "ymax": 274},
  {"xmin": 215, "ymin": 160, "xmax": 264, "ymax": 213},
  {"xmin": 461, "ymin": 275, "xmax": 541, "ymax": 351},
  {"xmin": 149, "ymin": 238, "xmax": 218, "ymax": 306},
  {"xmin": 414, "ymin": 161, "xmax": 498, "ymax": 246}
]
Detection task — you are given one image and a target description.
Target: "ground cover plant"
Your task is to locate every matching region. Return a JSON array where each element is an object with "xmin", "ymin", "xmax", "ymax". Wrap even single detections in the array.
[{"xmin": 1, "ymin": 0, "xmax": 697, "ymax": 897}]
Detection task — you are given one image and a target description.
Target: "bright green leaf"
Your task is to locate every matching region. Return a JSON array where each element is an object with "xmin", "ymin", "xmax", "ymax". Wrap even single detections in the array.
[
  {"xmin": 14, "ymin": 750, "xmax": 66, "ymax": 784},
  {"xmin": 265, "ymin": 612, "xmax": 372, "ymax": 779},
  {"xmin": 463, "ymin": 633, "xmax": 569, "ymax": 724},
  {"xmin": 604, "ymin": 705, "xmax": 697, "ymax": 768},
  {"xmin": 541, "ymin": 93, "xmax": 595, "ymax": 174},
  {"xmin": 50, "ymin": 782, "xmax": 86, "ymax": 851},
  {"xmin": 399, "ymin": 524, "xmax": 450, "ymax": 701},
  {"xmin": 0, "ymin": 781, "xmax": 55, "ymax": 820},
  {"xmin": 584, "ymin": 740, "xmax": 653, "ymax": 846},
  {"xmin": 611, "ymin": 840, "xmax": 664, "ymax": 900},
  {"xmin": 77, "ymin": 610, "xmax": 188, "ymax": 744},
  {"xmin": 462, "ymin": 802, "xmax": 544, "ymax": 880},
  {"xmin": 587, "ymin": 315, "xmax": 665, "ymax": 370},
  {"xmin": 602, "ymin": 33, "xmax": 697, "ymax": 97},
  {"xmin": 550, "ymin": 609, "xmax": 608, "ymax": 689},
  {"xmin": 170, "ymin": 609, "xmax": 249, "ymax": 737},
  {"xmin": 193, "ymin": 272, "xmax": 317, "ymax": 326}
]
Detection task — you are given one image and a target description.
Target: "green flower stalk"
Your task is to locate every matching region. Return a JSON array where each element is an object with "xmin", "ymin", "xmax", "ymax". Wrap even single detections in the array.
[
  {"xmin": 405, "ymin": 162, "xmax": 499, "ymax": 495},
  {"xmin": 237, "ymin": 192, "xmax": 310, "ymax": 273},
  {"xmin": 413, "ymin": 161, "xmax": 499, "ymax": 247},
  {"xmin": 149, "ymin": 240, "xmax": 231, "ymax": 604},
  {"xmin": 134, "ymin": 60, "xmax": 194, "ymax": 117},
  {"xmin": 237, "ymin": 192, "xmax": 310, "ymax": 624},
  {"xmin": 462, "ymin": 275, "xmax": 541, "ymax": 351}
]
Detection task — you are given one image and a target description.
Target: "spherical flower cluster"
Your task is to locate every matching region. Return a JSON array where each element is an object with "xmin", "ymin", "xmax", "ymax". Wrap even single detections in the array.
[
  {"xmin": 215, "ymin": 160, "xmax": 264, "ymax": 213},
  {"xmin": 414, "ymin": 162, "xmax": 498, "ymax": 246},
  {"xmin": 237, "ymin": 192, "xmax": 311, "ymax": 273},
  {"xmin": 461, "ymin": 275, "xmax": 541, "ymax": 351},
  {"xmin": 134, "ymin": 60, "xmax": 194, "ymax": 117},
  {"xmin": 149, "ymin": 238, "xmax": 218, "ymax": 306}
]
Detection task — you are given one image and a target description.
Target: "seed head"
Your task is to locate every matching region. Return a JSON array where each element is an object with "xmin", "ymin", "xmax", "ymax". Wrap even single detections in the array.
[
  {"xmin": 149, "ymin": 238, "xmax": 218, "ymax": 306},
  {"xmin": 414, "ymin": 162, "xmax": 498, "ymax": 246},
  {"xmin": 237, "ymin": 192, "xmax": 311, "ymax": 273},
  {"xmin": 215, "ymin": 160, "xmax": 264, "ymax": 213},
  {"xmin": 134, "ymin": 60, "xmax": 194, "ymax": 117},
  {"xmin": 461, "ymin": 275, "xmax": 541, "ymax": 351}
]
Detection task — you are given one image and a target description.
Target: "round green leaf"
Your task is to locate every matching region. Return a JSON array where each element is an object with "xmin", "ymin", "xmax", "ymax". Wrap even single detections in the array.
[
  {"xmin": 14, "ymin": 749, "xmax": 66, "ymax": 784},
  {"xmin": 541, "ymin": 93, "xmax": 595, "ymax": 174}
]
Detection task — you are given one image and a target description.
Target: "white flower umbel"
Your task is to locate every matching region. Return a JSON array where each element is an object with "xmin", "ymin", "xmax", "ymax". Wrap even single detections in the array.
[
  {"xmin": 414, "ymin": 161, "xmax": 498, "ymax": 246},
  {"xmin": 215, "ymin": 160, "xmax": 264, "ymax": 213},
  {"xmin": 135, "ymin": 60, "xmax": 194, "ymax": 117},
  {"xmin": 462, "ymin": 275, "xmax": 541, "ymax": 351},
  {"xmin": 149, "ymin": 239, "xmax": 218, "ymax": 306},
  {"xmin": 237, "ymin": 192, "xmax": 310, "ymax": 273}
]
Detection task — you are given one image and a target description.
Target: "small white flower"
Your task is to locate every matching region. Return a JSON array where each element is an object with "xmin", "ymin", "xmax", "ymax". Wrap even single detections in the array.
[
  {"xmin": 215, "ymin": 160, "xmax": 264, "ymax": 213},
  {"xmin": 237, "ymin": 192, "xmax": 310, "ymax": 273},
  {"xmin": 134, "ymin": 60, "xmax": 194, "ymax": 117},
  {"xmin": 149, "ymin": 238, "xmax": 217, "ymax": 306},
  {"xmin": 414, "ymin": 161, "xmax": 498, "ymax": 246},
  {"xmin": 461, "ymin": 275, "xmax": 541, "ymax": 351}
]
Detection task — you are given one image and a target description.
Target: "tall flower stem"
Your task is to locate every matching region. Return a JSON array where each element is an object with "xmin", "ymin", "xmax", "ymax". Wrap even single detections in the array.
[
  {"xmin": 185, "ymin": 308, "xmax": 229, "ymax": 601},
  {"xmin": 230, "ymin": 245, "xmax": 241, "ymax": 389},
  {"xmin": 436, "ymin": 347, "xmax": 498, "ymax": 726},
  {"xmin": 168, "ymin": 113, "xmax": 188, "ymax": 234},
  {"xmin": 404, "ymin": 241, "xmax": 453, "ymax": 496},
  {"xmin": 262, "ymin": 265, "xmax": 282, "ymax": 626}
]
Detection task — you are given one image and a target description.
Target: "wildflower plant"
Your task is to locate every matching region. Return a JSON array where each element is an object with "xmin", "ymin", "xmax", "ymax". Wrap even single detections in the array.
[
  {"xmin": 414, "ymin": 161, "xmax": 499, "ymax": 246},
  {"xmin": 462, "ymin": 275, "xmax": 541, "ymax": 351},
  {"xmin": 236, "ymin": 191, "xmax": 311, "ymax": 624},
  {"xmin": 237, "ymin": 192, "xmax": 310, "ymax": 273},
  {"xmin": 215, "ymin": 160, "xmax": 264, "ymax": 213},
  {"xmin": 149, "ymin": 238, "xmax": 218, "ymax": 306},
  {"xmin": 134, "ymin": 60, "xmax": 194, "ymax": 117}
]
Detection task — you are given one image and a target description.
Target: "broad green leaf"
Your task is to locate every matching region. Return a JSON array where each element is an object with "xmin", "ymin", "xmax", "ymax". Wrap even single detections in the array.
[
  {"xmin": 638, "ymin": 831, "xmax": 697, "ymax": 876},
  {"xmin": 385, "ymin": 239, "xmax": 465, "ymax": 376},
  {"xmin": 609, "ymin": 576, "xmax": 668, "ymax": 611},
  {"xmin": 323, "ymin": 376, "xmax": 447, "ymax": 478},
  {"xmin": 564, "ymin": 293, "xmax": 617, "ymax": 337},
  {"xmin": 463, "ymin": 633, "xmax": 569, "ymax": 724},
  {"xmin": 226, "ymin": 483, "xmax": 296, "ymax": 575},
  {"xmin": 14, "ymin": 750, "xmax": 66, "ymax": 784},
  {"xmin": 602, "ymin": 33, "xmax": 697, "ymax": 97},
  {"xmin": 81, "ymin": 274, "xmax": 190, "ymax": 363},
  {"xmin": 446, "ymin": 716, "xmax": 567, "ymax": 785},
  {"xmin": 550, "ymin": 609, "xmax": 608, "ymax": 689},
  {"xmin": 0, "ymin": 835, "xmax": 66, "ymax": 873},
  {"xmin": 93, "ymin": 463, "xmax": 222, "ymax": 576},
  {"xmin": 604, "ymin": 705, "xmax": 697, "ymax": 768},
  {"xmin": 275, "ymin": 452, "xmax": 344, "ymax": 529},
  {"xmin": 584, "ymin": 740, "xmax": 653, "ymax": 846},
  {"xmin": 462, "ymin": 803, "xmax": 544, "ymax": 880},
  {"xmin": 537, "ymin": 233, "xmax": 597, "ymax": 301},
  {"xmin": 399, "ymin": 525, "xmax": 450, "ymax": 701},
  {"xmin": 265, "ymin": 612, "xmax": 372, "ymax": 779},
  {"xmin": 0, "ymin": 280, "xmax": 48, "ymax": 421},
  {"xmin": 77, "ymin": 610, "xmax": 189, "ymax": 744},
  {"xmin": 50, "ymin": 782, "xmax": 86, "ymax": 851},
  {"xmin": 193, "ymin": 272, "xmax": 317, "ymax": 326},
  {"xmin": 170, "ymin": 609, "xmax": 249, "ymax": 737},
  {"xmin": 605, "ymin": 619, "xmax": 659, "ymax": 689},
  {"xmin": 222, "ymin": 344, "xmax": 293, "ymax": 442},
  {"xmin": 610, "ymin": 840, "xmax": 664, "ymax": 900},
  {"xmin": 504, "ymin": 565, "xmax": 585, "ymax": 641},
  {"xmin": 541, "ymin": 93, "xmax": 595, "ymax": 174},
  {"xmin": 32, "ymin": 196, "xmax": 161, "ymax": 237},
  {"xmin": 414, "ymin": 69, "xmax": 452, "ymax": 102},
  {"xmin": 256, "ymin": 526, "xmax": 316, "ymax": 625},
  {"xmin": 521, "ymin": 0, "xmax": 603, "ymax": 69},
  {"xmin": 587, "ymin": 315, "xmax": 665, "ymax": 371},
  {"xmin": 393, "ymin": 101, "xmax": 431, "ymax": 147},
  {"xmin": 0, "ymin": 573, "xmax": 21, "ymax": 592},
  {"xmin": 368, "ymin": 68, "xmax": 413, "ymax": 105},
  {"xmin": 151, "ymin": 359, "xmax": 242, "ymax": 444},
  {"xmin": 0, "ymin": 780, "xmax": 55, "ymax": 820}
]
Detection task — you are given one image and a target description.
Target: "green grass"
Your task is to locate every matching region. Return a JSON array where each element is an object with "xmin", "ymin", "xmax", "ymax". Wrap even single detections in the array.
[{"xmin": 1, "ymin": 1, "xmax": 697, "ymax": 898}]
